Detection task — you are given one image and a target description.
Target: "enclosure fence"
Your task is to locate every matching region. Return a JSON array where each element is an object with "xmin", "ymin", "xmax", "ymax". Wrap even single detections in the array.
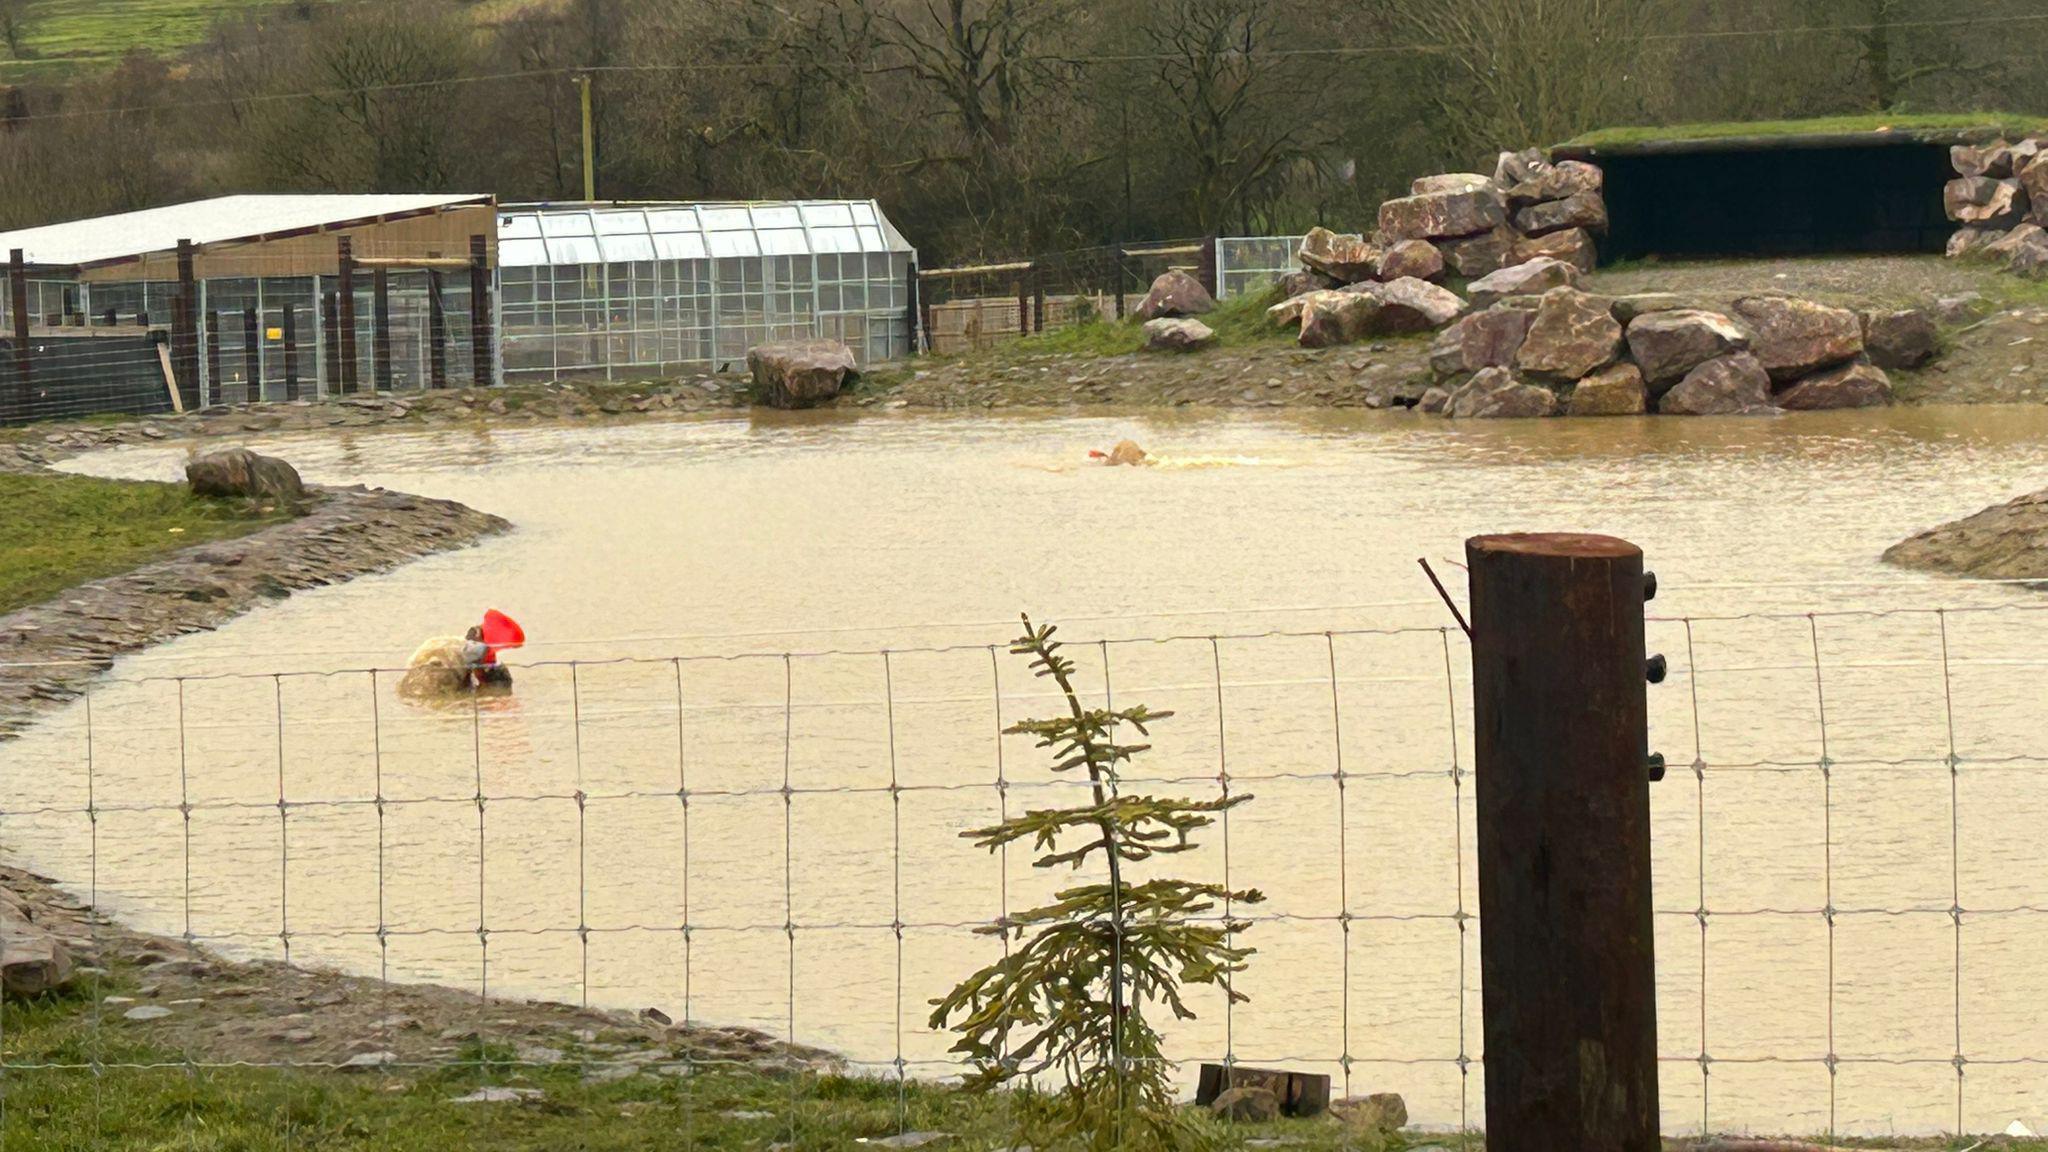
[{"xmin": 4, "ymin": 599, "xmax": 2048, "ymax": 1142}]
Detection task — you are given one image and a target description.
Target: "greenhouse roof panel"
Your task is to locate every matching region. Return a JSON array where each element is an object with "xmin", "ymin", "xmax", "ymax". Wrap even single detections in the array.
[{"xmin": 498, "ymin": 200, "xmax": 915, "ymax": 265}]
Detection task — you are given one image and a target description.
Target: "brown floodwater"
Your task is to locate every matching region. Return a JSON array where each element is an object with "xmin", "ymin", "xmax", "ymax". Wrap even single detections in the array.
[{"xmin": 15, "ymin": 405, "xmax": 2048, "ymax": 1136}]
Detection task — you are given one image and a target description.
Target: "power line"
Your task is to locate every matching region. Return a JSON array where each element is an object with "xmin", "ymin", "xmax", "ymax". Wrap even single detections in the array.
[{"xmin": 4, "ymin": 8, "xmax": 2047, "ymax": 126}]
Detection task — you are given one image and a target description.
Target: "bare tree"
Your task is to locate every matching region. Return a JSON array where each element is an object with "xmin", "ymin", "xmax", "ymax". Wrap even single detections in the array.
[{"xmin": 0, "ymin": 0, "xmax": 31, "ymax": 60}]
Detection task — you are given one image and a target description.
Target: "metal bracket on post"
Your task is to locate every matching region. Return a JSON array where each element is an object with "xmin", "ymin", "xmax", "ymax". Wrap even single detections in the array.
[{"xmin": 1466, "ymin": 532, "xmax": 1660, "ymax": 1152}]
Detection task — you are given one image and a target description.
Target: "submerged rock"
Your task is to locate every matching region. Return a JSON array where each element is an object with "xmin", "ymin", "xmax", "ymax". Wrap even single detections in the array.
[
  {"xmin": 1885, "ymin": 487, "xmax": 2048, "ymax": 579},
  {"xmin": 186, "ymin": 448, "xmax": 304, "ymax": 504}
]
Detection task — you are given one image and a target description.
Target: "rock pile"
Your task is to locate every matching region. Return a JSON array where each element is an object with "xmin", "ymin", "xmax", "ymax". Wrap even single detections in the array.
[
  {"xmin": 1419, "ymin": 289, "xmax": 1912, "ymax": 419},
  {"xmin": 1945, "ymin": 138, "xmax": 2048, "ymax": 276}
]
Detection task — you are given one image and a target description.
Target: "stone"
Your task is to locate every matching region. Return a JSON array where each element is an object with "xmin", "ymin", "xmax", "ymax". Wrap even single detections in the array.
[
  {"xmin": 1377, "ymin": 187, "xmax": 1506, "ymax": 242},
  {"xmin": 1297, "ymin": 227, "xmax": 1380, "ymax": 283},
  {"xmin": 1142, "ymin": 317, "xmax": 1216, "ymax": 352},
  {"xmin": 1466, "ymin": 258, "xmax": 1578, "ymax": 309},
  {"xmin": 584, "ymin": 1064, "xmax": 640, "ymax": 1085},
  {"xmin": 747, "ymin": 341, "xmax": 857, "ymax": 409},
  {"xmin": 1377, "ymin": 238, "xmax": 1445, "ymax": 282},
  {"xmin": 1659, "ymin": 352, "xmax": 1775, "ymax": 415},
  {"xmin": 641, "ymin": 1007, "xmax": 673, "ymax": 1027},
  {"xmin": 1437, "ymin": 226, "xmax": 1518, "ymax": 277},
  {"xmin": 2023, "ymin": 156, "xmax": 2048, "ymax": 226},
  {"xmin": 185, "ymin": 449, "xmax": 305, "ymax": 504},
  {"xmin": 1510, "ymin": 227, "xmax": 1596, "ymax": 273},
  {"xmin": 1417, "ymin": 386, "xmax": 1451, "ymax": 414},
  {"xmin": 1444, "ymin": 366, "xmax": 1558, "ymax": 419},
  {"xmin": 1932, "ymin": 292, "xmax": 1990, "ymax": 325},
  {"xmin": 1608, "ymin": 292, "xmax": 1691, "ymax": 323},
  {"xmin": 1987, "ymin": 222, "xmax": 2047, "ymax": 260},
  {"xmin": 1276, "ymin": 269, "xmax": 1337, "ymax": 299},
  {"xmin": 1514, "ymin": 191, "xmax": 1608, "ymax": 235},
  {"xmin": 2011, "ymin": 238, "xmax": 2048, "ymax": 278},
  {"xmin": 1777, "ymin": 360, "xmax": 1893, "ymax": 410},
  {"xmin": 341, "ymin": 1050, "xmax": 399, "ymax": 1070},
  {"xmin": 1515, "ymin": 286, "xmax": 1623, "ymax": 381},
  {"xmin": 515, "ymin": 1044, "xmax": 566, "ymax": 1065},
  {"xmin": 1267, "ymin": 295, "xmax": 1312, "ymax": 328},
  {"xmin": 1946, "ymin": 227, "xmax": 2006, "ymax": 259},
  {"xmin": 1952, "ymin": 141, "xmax": 2014, "ymax": 179},
  {"xmin": 1566, "ymin": 362, "xmax": 1648, "ymax": 416},
  {"xmin": 279, "ymin": 1028, "xmax": 317, "ymax": 1044},
  {"xmin": 1331, "ymin": 1092, "xmax": 1408, "ymax": 1133},
  {"xmin": 1945, "ymin": 176, "xmax": 2027, "ymax": 227},
  {"xmin": 1, "ymin": 916, "xmax": 72, "ymax": 997},
  {"xmin": 1295, "ymin": 290, "xmax": 1381, "ymax": 348},
  {"xmin": 1731, "ymin": 295, "xmax": 1863, "ymax": 381},
  {"xmin": 1861, "ymin": 309, "xmax": 1940, "ymax": 370},
  {"xmin": 1360, "ymin": 276, "xmax": 1467, "ymax": 331},
  {"xmin": 858, "ymin": 1134, "xmax": 951, "ymax": 1149},
  {"xmin": 1133, "ymin": 269, "xmax": 1215, "ymax": 320},
  {"xmin": 1493, "ymin": 147, "xmax": 1547, "ymax": 187},
  {"xmin": 1410, "ymin": 172, "xmax": 1495, "ymax": 196},
  {"xmin": 450, "ymin": 1086, "xmax": 544, "ymax": 1104},
  {"xmin": 1209, "ymin": 1085, "xmax": 1282, "ymax": 1123},
  {"xmin": 1625, "ymin": 309, "xmax": 1750, "ymax": 386},
  {"xmin": 1430, "ymin": 307, "xmax": 1532, "ymax": 378},
  {"xmin": 122, "ymin": 1005, "xmax": 172, "ymax": 1022},
  {"xmin": 1505, "ymin": 160, "xmax": 1603, "ymax": 207}
]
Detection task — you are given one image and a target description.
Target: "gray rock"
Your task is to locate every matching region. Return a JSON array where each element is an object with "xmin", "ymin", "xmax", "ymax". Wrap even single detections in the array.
[
  {"xmin": 1142, "ymin": 317, "xmax": 1216, "ymax": 352},
  {"xmin": 185, "ymin": 449, "xmax": 305, "ymax": 504},
  {"xmin": 1296, "ymin": 291, "xmax": 1381, "ymax": 349},
  {"xmin": 1209, "ymin": 1084, "xmax": 1282, "ymax": 1122},
  {"xmin": 1932, "ymin": 292, "xmax": 1990, "ymax": 325},
  {"xmin": 1430, "ymin": 307, "xmax": 1532, "ymax": 378},
  {"xmin": 1514, "ymin": 191, "xmax": 1608, "ymax": 235},
  {"xmin": 1625, "ymin": 309, "xmax": 1750, "ymax": 386},
  {"xmin": 1608, "ymin": 293, "xmax": 1692, "ymax": 323},
  {"xmin": 1276, "ymin": 269, "xmax": 1338, "ymax": 299},
  {"xmin": 1411, "ymin": 172, "xmax": 1495, "ymax": 196},
  {"xmin": 747, "ymin": 341, "xmax": 857, "ymax": 409},
  {"xmin": 341, "ymin": 1050, "xmax": 398, "ymax": 1070},
  {"xmin": 1331, "ymin": 1092, "xmax": 1409, "ymax": 1132},
  {"xmin": 1493, "ymin": 147, "xmax": 1548, "ymax": 187},
  {"xmin": 1945, "ymin": 176, "xmax": 2027, "ymax": 227},
  {"xmin": 1777, "ymin": 360, "xmax": 1893, "ymax": 410},
  {"xmin": 2012, "ymin": 239, "xmax": 2048, "ymax": 278},
  {"xmin": 1445, "ymin": 367, "xmax": 1558, "ymax": 419},
  {"xmin": 1133, "ymin": 269, "xmax": 1215, "ymax": 320},
  {"xmin": 1510, "ymin": 227, "xmax": 1597, "ymax": 273},
  {"xmin": 1417, "ymin": 385, "xmax": 1452, "ymax": 414},
  {"xmin": 640, "ymin": 1006, "xmax": 673, "ymax": 1027},
  {"xmin": 1566, "ymin": 362, "xmax": 1648, "ymax": 416},
  {"xmin": 1861, "ymin": 309, "xmax": 1939, "ymax": 370},
  {"xmin": 1515, "ymin": 286, "xmax": 1623, "ymax": 381},
  {"xmin": 1986, "ymin": 222, "xmax": 2047, "ymax": 261},
  {"xmin": 1467, "ymin": 258, "xmax": 1578, "ymax": 309},
  {"xmin": 1659, "ymin": 352, "xmax": 1775, "ymax": 415},
  {"xmin": 1377, "ymin": 187, "xmax": 1507, "ymax": 242},
  {"xmin": 1731, "ymin": 295, "xmax": 1863, "ymax": 381},
  {"xmin": 450, "ymin": 1086, "xmax": 544, "ymax": 1104},
  {"xmin": 1359, "ymin": 276, "xmax": 1467, "ymax": 331},
  {"xmin": 2023, "ymin": 156, "xmax": 2048, "ymax": 226},
  {"xmin": 122, "ymin": 1005, "xmax": 172, "ymax": 1022},
  {"xmin": 583, "ymin": 1063, "xmax": 640, "ymax": 1085},
  {"xmin": 1505, "ymin": 160, "xmax": 1603, "ymax": 207},
  {"xmin": 1438, "ymin": 226, "xmax": 1518, "ymax": 277},
  {"xmin": 279, "ymin": 1028, "xmax": 317, "ymax": 1044},
  {"xmin": 1377, "ymin": 238, "xmax": 1445, "ymax": 282},
  {"xmin": 1297, "ymin": 227, "xmax": 1380, "ymax": 283},
  {"xmin": 515, "ymin": 1044, "xmax": 566, "ymax": 1065},
  {"xmin": 1953, "ymin": 141, "xmax": 2015, "ymax": 179},
  {"xmin": 858, "ymin": 1134, "xmax": 952, "ymax": 1149}
]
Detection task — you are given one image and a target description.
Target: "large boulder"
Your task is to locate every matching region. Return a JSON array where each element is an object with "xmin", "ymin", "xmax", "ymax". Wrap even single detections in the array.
[
  {"xmin": 1504, "ymin": 160, "xmax": 1603, "ymax": 207},
  {"xmin": 1, "ymin": 895, "xmax": 73, "ymax": 998},
  {"xmin": 1430, "ymin": 307, "xmax": 1532, "ymax": 378},
  {"xmin": 1494, "ymin": 147, "xmax": 1548, "ymax": 187},
  {"xmin": 1861, "ymin": 309, "xmax": 1939, "ymax": 370},
  {"xmin": 1466, "ymin": 257, "xmax": 1578, "ymax": 309},
  {"xmin": 1359, "ymin": 276, "xmax": 1467, "ymax": 331},
  {"xmin": 1947, "ymin": 226, "xmax": 2008, "ymax": 259},
  {"xmin": 1210, "ymin": 1086, "xmax": 1280, "ymax": 1123},
  {"xmin": 1511, "ymin": 227, "xmax": 1597, "ymax": 273},
  {"xmin": 1298, "ymin": 227, "xmax": 1380, "ymax": 283},
  {"xmin": 1277, "ymin": 268, "xmax": 1338, "ymax": 299},
  {"xmin": 1296, "ymin": 290, "xmax": 1382, "ymax": 348},
  {"xmin": 1515, "ymin": 286, "xmax": 1622, "ymax": 381},
  {"xmin": 1378, "ymin": 188, "xmax": 1507, "ymax": 242},
  {"xmin": 1624, "ymin": 308, "xmax": 1750, "ymax": 387},
  {"xmin": 186, "ymin": 448, "xmax": 305, "ymax": 504},
  {"xmin": 1777, "ymin": 360, "xmax": 1893, "ymax": 410},
  {"xmin": 1989, "ymin": 223, "xmax": 2048, "ymax": 263},
  {"xmin": 1142, "ymin": 317, "xmax": 1215, "ymax": 352},
  {"xmin": 1730, "ymin": 295, "xmax": 1862, "ymax": 381},
  {"xmin": 2023, "ymin": 157, "xmax": 2048, "ymax": 226},
  {"xmin": 1659, "ymin": 351, "xmax": 1774, "ymax": 415},
  {"xmin": 1609, "ymin": 293, "xmax": 1691, "ymax": 323},
  {"xmin": 1133, "ymin": 269, "xmax": 1214, "ymax": 320},
  {"xmin": 1268, "ymin": 294, "xmax": 1313, "ymax": 328},
  {"xmin": 1945, "ymin": 176, "xmax": 2027, "ymax": 227},
  {"xmin": 2010, "ymin": 235, "xmax": 2048, "ymax": 278},
  {"xmin": 1953, "ymin": 141, "xmax": 2015, "ymax": 179},
  {"xmin": 747, "ymin": 340, "xmax": 857, "ymax": 408},
  {"xmin": 1444, "ymin": 366, "xmax": 1558, "ymax": 419},
  {"xmin": 1378, "ymin": 238, "xmax": 1445, "ymax": 282},
  {"xmin": 1417, "ymin": 385, "xmax": 1452, "ymax": 414},
  {"xmin": 1411, "ymin": 173, "xmax": 1494, "ymax": 196},
  {"xmin": 1514, "ymin": 191, "xmax": 1608, "ymax": 236},
  {"xmin": 1331, "ymin": 1093, "xmax": 1409, "ymax": 1134},
  {"xmin": 1438, "ymin": 226, "xmax": 1519, "ymax": 277},
  {"xmin": 1566, "ymin": 362, "xmax": 1648, "ymax": 416}
]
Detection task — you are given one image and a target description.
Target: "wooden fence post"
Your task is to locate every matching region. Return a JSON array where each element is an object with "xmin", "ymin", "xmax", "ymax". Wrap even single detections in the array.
[
  {"xmin": 1031, "ymin": 266, "xmax": 1045, "ymax": 334},
  {"xmin": 371, "ymin": 266, "xmax": 392, "ymax": 391},
  {"xmin": 242, "ymin": 306, "xmax": 261, "ymax": 403},
  {"xmin": 336, "ymin": 237, "xmax": 359, "ymax": 394},
  {"xmin": 1198, "ymin": 235, "xmax": 1219, "ymax": 299},
  {"xmin": 321, "ymin": 290, "xmax": 340, "ymax": 396},
  {"xmin": 905, "ymin": 260, "xmax": 921, "ymax": 355},
  {"xmin": 1112, "ymin": 248, "xmax": 1127, "ymax": 320},
  {"xmin": 1015, "ymin": 271, "xmax": 1029, "ymax": 339},
  {"xmin": 469, "ymin": 234, "xmax": 492, "ymax": 387},
  {"xmin": 174, "ymin": 239, "xmax": 198, "ymax": 411},
  {"xmin": 1465, "ymin": 533, "xmax": 1660, "ymax": 1152},
  {"xmin": 427, "ymin": 269, "xmax": 448, "ymax": 389},
  {"xmin": 282, "ymin": 304, "xmax": 300, "ymax": 401},
  {"xmin": 9, "ymin": 248, "xmax": 28, "ymax": 414}
]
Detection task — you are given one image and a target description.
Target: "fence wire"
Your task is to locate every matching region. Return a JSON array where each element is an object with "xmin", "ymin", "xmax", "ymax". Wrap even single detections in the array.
[{"xmin": 3, "ymin": 605, "xmax": 2048, "ymax": 1142}]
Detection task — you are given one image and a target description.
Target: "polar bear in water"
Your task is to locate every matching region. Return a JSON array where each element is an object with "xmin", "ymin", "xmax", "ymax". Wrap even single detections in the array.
[
  {"xmin": 398, "ymin": 611, "xmax": 523, "ymax": 701},
  {"xmin": 1088, "ymin": 439, "xmax": 1149, "ymax": 466}
]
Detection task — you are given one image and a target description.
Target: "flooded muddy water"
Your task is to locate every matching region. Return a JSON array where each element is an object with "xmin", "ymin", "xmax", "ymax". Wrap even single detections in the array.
[{"xmin": 14, "ymin": 405, "xmax": 2048, "ymax": 1135}]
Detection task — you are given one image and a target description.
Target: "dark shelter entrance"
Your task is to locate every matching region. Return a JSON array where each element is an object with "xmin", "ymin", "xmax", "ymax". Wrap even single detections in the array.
[{"xmin": 1555, "ymin": 134, "xmax": 1955, "ymax": 263}]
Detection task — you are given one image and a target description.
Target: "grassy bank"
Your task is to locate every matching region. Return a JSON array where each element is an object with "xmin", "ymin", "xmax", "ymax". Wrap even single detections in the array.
[
  {"xmin": 0, "ymin": 472, "xmax": 289, "ymax": 614},
  {"xmin": 1564, "ymin": 112, "xmax": 2048, "ymax": 149}
]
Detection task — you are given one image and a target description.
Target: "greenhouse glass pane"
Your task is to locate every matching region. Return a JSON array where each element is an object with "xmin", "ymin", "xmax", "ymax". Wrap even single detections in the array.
[
  {"xmin": 801, "ymin": 203, "xmax": 855, "ymax": 228},
  {"xmin": 499, "ymin": 214, "xmax": 542, "ymax": 240},
  {"xmin": 851, "ymin": 203, "xmax": 878, "ymax": 226},
  {"xmin": 707, "ymin": 230, "xmax": 759, "ymax": 258},
  {"xmin": 653, "ymin": 232, "xmax": 707, "ymax": 260},
  {"xmin": 646, "ymin": 209, "xmax": 700, "ymax": 232},
  {"xmin": 857, "ymin": 226, "xmax": 885, "ymax": 251},
  {"xmin": 548, "ymin": 235, "xmax": 602, "ymax": 264},
  {"xmin": 759, "ymin": 228, "xmax": 807, "ymax": 255},
  {"xmin": 812, "ymin": 226, "xmax": 858, "ymax": 253},
  {"xmin": 541, "ymin": 212, "xmax": 595, "ymax": 237},
  {"xmin": 595, "ymin": 209, "xmax": 650, "ymax": 234},
  {"xmin": 753, "ymin": 205, "xmax": 801, "ymax": 228},
  {"xmin": 701, "ymin": 207, "xmax": 752, "ymax": 231},
  {"xmin": 499, "ymin": 238, "xmax": 549, "ymax": 267},
  {"xmin": 600, "ymin": 233, "xmax": 656, "ymax": 262}
]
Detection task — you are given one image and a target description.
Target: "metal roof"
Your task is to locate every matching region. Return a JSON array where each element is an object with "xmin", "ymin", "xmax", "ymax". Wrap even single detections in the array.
[
  {"xmin": 496, "ymin": 200, "xmax": 914, "ymax": 268},
  {"xmin": 0, "ymin": 193, "xmax": 493, "ymax": 270}
]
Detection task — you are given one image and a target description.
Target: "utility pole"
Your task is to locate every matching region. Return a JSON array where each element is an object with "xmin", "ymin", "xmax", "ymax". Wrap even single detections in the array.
[{"xmin": 574, "ymin": 73, "xmax": 595, "ymax": 202}]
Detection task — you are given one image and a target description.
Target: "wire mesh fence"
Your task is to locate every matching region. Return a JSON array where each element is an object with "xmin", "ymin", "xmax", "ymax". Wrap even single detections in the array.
[{"xmin": 5, "ymin": 600, "xmax": 2048, "ymax": 1141}]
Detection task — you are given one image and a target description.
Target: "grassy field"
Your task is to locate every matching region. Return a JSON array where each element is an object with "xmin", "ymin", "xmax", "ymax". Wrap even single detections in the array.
[
  {"xmin": 0, "ymin": 471, "xmax": 289, "ymax": 614},
  {"xmin": 1564, "ymin": 112, "xmax": 2048, "ymax": 149},
  {"xmin": 0, "ymin": 0, "xmax": 284, "ymax": 74}
]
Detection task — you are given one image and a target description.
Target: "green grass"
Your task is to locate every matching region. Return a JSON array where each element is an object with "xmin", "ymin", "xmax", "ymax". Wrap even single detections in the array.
[
  {"xmin": 0, "ymin": 471, "xmax": 289, "ymax": 614},
  {"xmin": 1564, "ymin": 112, "xmax": 2048, "ymax": 149},
  {"xmin": 963, "ymin": 286, "xmax": 1299, "ymax": 361},
  {"xmin": 0, "ymin": 0, "xmax": 285, "ymax": 71}
]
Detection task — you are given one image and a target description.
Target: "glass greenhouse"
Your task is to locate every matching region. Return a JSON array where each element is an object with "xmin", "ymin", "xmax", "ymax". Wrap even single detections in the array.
[{"xmin": 496, "ymin": 200, "xmax": 918, "ymax": 382}]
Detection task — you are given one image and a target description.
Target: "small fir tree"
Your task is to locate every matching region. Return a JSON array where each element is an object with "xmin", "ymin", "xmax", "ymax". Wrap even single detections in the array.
[{"xmin": 930, "ymin": 616, "xmax": 1263, "ymax": 1151}]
